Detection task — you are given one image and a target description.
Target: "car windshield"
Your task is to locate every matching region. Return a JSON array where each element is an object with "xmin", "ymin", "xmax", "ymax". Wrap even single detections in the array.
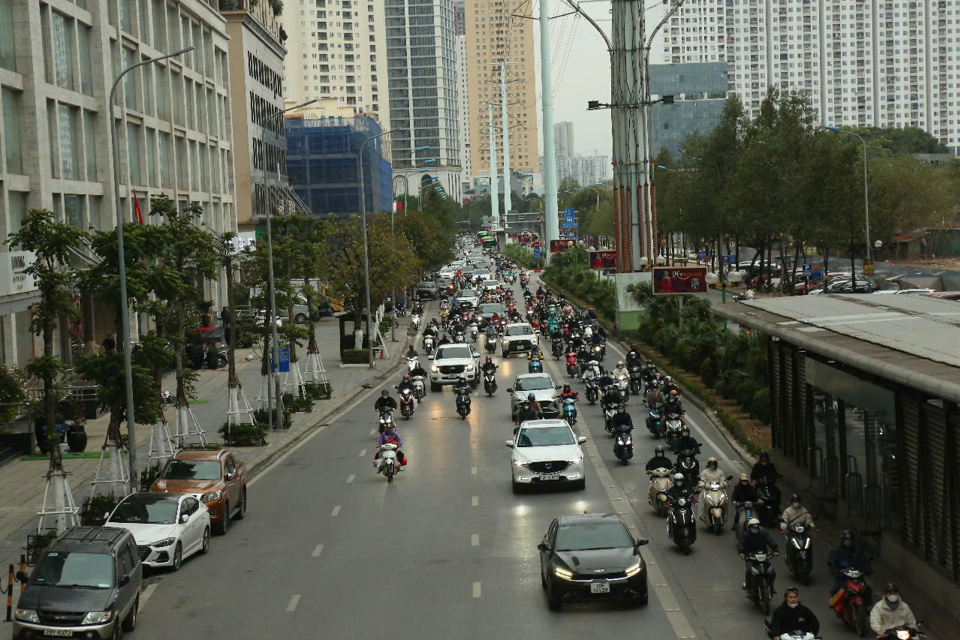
[
  {"xmin": 555, "ymin": 522, "xmax": 633, "ymax": 551},
  {"xmin": 517, "ymin": 426, "xmax": 576, "ymax": 447},
  {"xmin": 515, "ymin": 376, "xmax": 553, "ymax": 391},
  {"xmin": 481, "ymin": 303, "xmax": 505, "ymax": 314},
  {"xmin": 161, "ymin": 459, "xmax": 222, "ymax": 481},
  {"xmin": 109, "ymin": 494, "xmax": 179, "ymax": 525},
  {"xmin": 420, "ymin": 282, "xmax": 437, "ymax": 289},
  {"xmin": 506, "ymin": 325, "xmax": 534, "ymax": 336},
  {"xmin": 482, "ymin": 280, "xmax": 497, "ymax": 287},
  {"xmin": 459, "ymin": 290, "xmax": 477, "ymax": 297},
  {"xmin": 33, "ymin": 552, "xmax": 114, "ymax": 589},
  {"xmin": 436, "ymin": 346, "xmax": 472, "ymax": 360}
]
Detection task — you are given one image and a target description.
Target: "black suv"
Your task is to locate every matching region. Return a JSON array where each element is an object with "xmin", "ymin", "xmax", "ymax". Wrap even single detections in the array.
[
  {"xmin": 416, "ymin": 281, "xmax": 439, "ymax": 300},
  {"xmin": 14, "ymin": 526, "xmax": 142, "ymax": 639}
]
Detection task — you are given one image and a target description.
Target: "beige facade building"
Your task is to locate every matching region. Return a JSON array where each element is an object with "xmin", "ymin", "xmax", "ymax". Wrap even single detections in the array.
[
  {"xmin": 464, "ymin": 0, "xmax": 538, "ymax": 182},
  {"xmin": 222, "ymin": 0, "xmax": 287, "ymax": 230}
]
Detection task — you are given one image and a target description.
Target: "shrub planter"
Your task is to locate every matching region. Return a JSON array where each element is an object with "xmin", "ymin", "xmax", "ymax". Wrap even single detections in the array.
[
  {"xmin": 340, "ymin": 348, "xmax": 370, "ymax": 365},
  {"xmin": 26, "ymin": 531, "xmax": 57, "ymax": 566},
  {"xmin": 218, "ymin": 421, "xmax": 268, "ymax": 446},
  {"xmin": 252, "ymin": 408, "xmax": 292, "ymax": 430},
  {"xmin": 79, "ymin": 493, "xmax": 120, "ymax": 527}
]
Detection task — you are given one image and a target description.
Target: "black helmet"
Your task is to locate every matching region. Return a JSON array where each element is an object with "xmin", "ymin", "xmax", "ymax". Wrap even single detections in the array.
[
  {"xmin": 617, "ymin": 403, "xmax": 626, "ymax": 411},
  {"xmin": 882, "ymin": 583, "xmax": 899, "ymax": 594},
  {"xmin": 759, "ymin": 452, "xmax": 770, "ymax": 462},
  {"xmin": 783, "ymin": 587, "xmax": 799, "ymax": 598},
  {"xmin": 790, "ymin": 493, "xmax": 801, "ymax": 504},
  {"xmin": 381, "ymin": 390, "xmax": 389, "ymax": 397}
]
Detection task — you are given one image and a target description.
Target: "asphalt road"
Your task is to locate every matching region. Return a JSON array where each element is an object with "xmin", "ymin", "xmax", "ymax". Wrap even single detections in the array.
[{"xmin": 132, "ymin": 277, "xmax": 847, "ymax": 640}]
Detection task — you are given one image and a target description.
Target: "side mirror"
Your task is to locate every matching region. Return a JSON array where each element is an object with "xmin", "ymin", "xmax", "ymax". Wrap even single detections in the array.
[
  {"xmin": 119, "ymin": 574, "xmax": 131, "ymax": 587},
  {"xmin": 181, "ymin": 514, "xmax": 190, "ymax": 524},
  {"xmin": 505, "ymin": 441, "xmax": 514, "ymax": 448},
  {"xmin": 555, "ymin": 385, "xmax": 562, "ymax": 390},
  {"xmin": 726, "ymin": 475, "xmax": 734, "ymax": 481},
  {"xmin": 103, "ymin": 511, "xmax": 111, "ymax": 521},
  {"xmin": 15, "ymin": 571, "xmax": 28, "ymax": 584},
  {"xmin": 427, "ymin": 355, "xmax": 434, "ymax": 360},
  {"xmin": 578, "ymin": 436, "xmax": 588, "ymax": 444},
  {"xmin": 537, "ymin": 543, "xmax": 550, "ymax": 552},
  {"xmin": 635, "ymin": 538, "xmax": 650, "ymax": 547}
]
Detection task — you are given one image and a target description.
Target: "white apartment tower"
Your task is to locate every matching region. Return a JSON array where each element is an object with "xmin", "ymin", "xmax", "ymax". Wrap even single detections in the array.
[
  {"xmin": 385, "ymin": 0, "xmax": 462, "ymax": 203},
  {"xmin": 661, "ymin": 0, "xmax": 960, "ymax": 152},
  {"xmin": 283, "ymin": 0, "xmax": 390, "ymax": 127},
  {"xmin": 456, "ymin": 34, "xmax": 472, "ymax": 192}
]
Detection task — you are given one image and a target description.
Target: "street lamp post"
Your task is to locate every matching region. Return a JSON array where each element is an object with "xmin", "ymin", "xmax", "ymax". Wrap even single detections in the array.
[
  {"xmin": 109, "ymin": 45, "xmax": 193, "ymax": 491},
  {"xmin": 826, "ymin": 126, "xmax": 870, "ymax": 293},
  {"xmin": 389, "ymin": 146, "xmax": 430, "ymax": 343}
]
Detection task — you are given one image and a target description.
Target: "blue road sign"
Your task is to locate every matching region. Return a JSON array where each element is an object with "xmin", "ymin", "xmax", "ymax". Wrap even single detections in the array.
[
  {"xmin": 533, "ymin": 247, "xmax": 542, "ymax": 259},
  {"xmin": 723, "ymin": 255, "xmax": 736, "ymax": 266},
  {"xmin": 564, "ymin": 208, "xmax": 576, "ymax": 224},
  {"xmin": 561, "ymin": 222, "xmax": 578, "ymax": 229},
  {"xmin": 273, "ymin": 348, "xmax": 290, "ymax": 373},
  {"xmin": 697, "ymin": 251, "xmax": 706, "ymax": 261},
  {"xmin": 801, "ymin": 263, "xmax": 812, "ymax": 273}
]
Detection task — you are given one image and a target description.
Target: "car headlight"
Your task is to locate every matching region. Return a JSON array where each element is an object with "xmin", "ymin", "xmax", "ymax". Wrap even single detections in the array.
[
  {"xmin": 81, "ymin": 611, "xmax": 114, "ymax": 625},
  {"xmin": 553, "ymin": 566, "xmax": 573, "ymax": 580},
  {"xmin": 200, "ymin": 489, "xmax": 221, "ymax": 502},
  {"xmin": 431, "ymin": 365, "xmax": 439, "ymax": 373},
  {"xmin": 15, "ymin": 609, "xmax": 39, "ymax": 623},
  {"xmin": 465, "ymin": 364, "xmax": 475, "ymax": 371},
  {"xmin": 625, "ymin": 562, "xmax": 643, "ymax": 577},
  {"xmin": 150, "ymin": 537, "xmax": 176, "ymax": 548},
  {"xmin": 513, "ymin": 459, "xmax": 528, "ymax": 467}
]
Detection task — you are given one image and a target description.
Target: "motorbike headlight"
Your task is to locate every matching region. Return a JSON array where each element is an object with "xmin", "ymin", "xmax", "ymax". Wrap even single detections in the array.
[
  {"xmin": 625, "ymin": 562, "xmax": 643, "ymax": 577},
  {"xmin": 15, "ymin": 609, "xmax": 39, "ymax": 623},
  {"xmin": 81, "ymin": 611, "xmax": 114, "ymax": 625},
  {"xmin": 804, "ymin": 538, "xmax": 811, "ymax": 550},
  {"xmin": 792, "ymin": 537, "xmax": 802, "ymax": 549},
  {"xmin": 200, "ymin": 490, "xmax": 221, "ymax": 503},
  {"xmin": 151, "ymin": 537, "xmax": 177, "ymax": 548},
  {"xmin": 553, "ymin": 566, "xmax": 574, "ymax": 581}
]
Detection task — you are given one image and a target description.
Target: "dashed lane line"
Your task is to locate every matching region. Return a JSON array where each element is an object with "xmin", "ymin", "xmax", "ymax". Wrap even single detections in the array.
[
  {"xmin": 331, "ymin": 505, "xmax": 341, "ymax": 517},
  {"xmin": 312, "ymin": 544, "xmax": 324, "ymax": 557},
  {"xmin": 286, "ymin": 595, "xmax": 301, "ymax": 612}
]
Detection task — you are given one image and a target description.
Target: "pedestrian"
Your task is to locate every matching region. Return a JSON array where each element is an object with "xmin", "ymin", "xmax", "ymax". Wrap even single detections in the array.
[{"xmin": 102, "ymin": 333, "xmax": 116, "ymax": 353}]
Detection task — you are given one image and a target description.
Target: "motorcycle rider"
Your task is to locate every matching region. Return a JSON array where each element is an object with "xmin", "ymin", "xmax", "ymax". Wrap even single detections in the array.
[
  {"xmin": 396, "ymin": 374, "xmax": 416, "ymax": 398},
  {"xmin": 664, "ymin": 472, "xmax": 696, "ymax": 505},
  {"xmin": 827, "ymin": 529, "xmax": 873, "ymax": 602},
  {"xmin": 626, "ymin": 344, "xmax": 643, "ymax": 367},
  {"xmin": 514, "ymin": 399, "xmax": 543, "ymax": 431},
  {"xmin": 780, "ymin": 494, "xmax": 815, "ymax": 531},
  {"xmin": 769, "ymin": 588, "xmax": 820, "ymax": 640},
  {"xmin": 453, "ymin": 375, "xmax": 472, "ymax": 401},
  {"xmin": 675, "ymin": 426, "xmax": 701, "ymax": 455},
  {"xmin": 374, "ymin": 389, "xmax": 398, "ymax": 414},
  {"xmin": 698, "ymin": 457, "xmax": 726, "ymax": 487},
  {"xmin": 732, "ymin": 473, "xmax": 760, "ymax": 532},
  {"xmin": 613, "ymin": 360, "xmax": 629, "ymax": 382},
  {"xmin": 373, "ymin": 423, "xmax": 406, "ymax": 469},
  {"xmin": 610, "ymin": 403, "xmax": 634, "ymax": 432},
  {"xmin": 662, "ymin": 375, "xmax": 681, "ymax": 395},
  {"xmin": 481, "ymin": 356, "xmax": 498, "ymax": 376},
  {"xmin": 601, "ymin": 382, "xmax": 624, "ymax": 414},
  {"xmin": 751, "ymin": 451, "xmax": 780, "ymax": 484},
  {"xmin": 559, "ymin": 384, "xmax": 578, "ymax": 403},
  {"xmin": 870, "ymin": 584, "xmax": 917, "ymax": 638},
  {"xmin": 738, "ymin": 517, "xmax": 780, "ymax": 591},
  {"xmin": 484, "ymin": 321, "xmax": 498, "ymax": 343},
  {"xmin": 664, "ymin": 389, "xmax": 685, "ymax": 420},
  {"xmin": 645, "ymin": 445, "xmax": 675, "ymax": 472},
  {"xmin": 645, "ymin": 381, "xmax": 665, "ymax": 409}
]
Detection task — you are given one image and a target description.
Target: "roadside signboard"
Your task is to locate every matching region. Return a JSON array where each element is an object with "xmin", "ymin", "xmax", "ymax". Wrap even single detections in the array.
[
  {"xmin": 550, "ymin": 239, "xmax": 577, "ymax": 253},
  {"xmin": 863, "ymin": 259, "xmax": 875, "ymax": 276},
  {"xmin": 564, "ymin": 208, "xmax": 576, "ymax": 224},
  {"xmin": 723, "ymin": 255, "xmax": 736, "ymax": 266},
  {"xmin": 652, "ymin": 267, "xmax": 708, "ymax": 295},
  {"xmin": 561, "ymin": 222, "xmax": 578, "ymax": 229},
  {"xmin": 589, "ymin": 250, "xmax": 617, "ymax": 270},
  {"xmin": 533, "ymin": 247, "xmax": 541, "ymax": 259},
  {"xmin": 271, "ymin": 348, "xmax": 291, "ymax": 372}
]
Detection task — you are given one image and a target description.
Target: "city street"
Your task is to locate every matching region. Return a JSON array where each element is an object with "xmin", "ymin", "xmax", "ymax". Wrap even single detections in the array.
[{"xmin": 131, "ymin": 278, "xmax": 851, "ymax": 640}]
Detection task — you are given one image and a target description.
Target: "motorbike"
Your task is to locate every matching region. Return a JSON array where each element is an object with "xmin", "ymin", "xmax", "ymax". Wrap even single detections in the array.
[
  {"xmin": 664, "ymin": 412, "xmax": 684, "ymax": 450},
  {"xmin": 615, "ymin": 373, "xmax": 630, "ymax": 402},
  {"xmin": 613, "ymin": 429, "xmax": 633, "ymax": 465},
  {"xmin": 456, "ymin": 389, "xmax": 471, "ymax": 420},
  {"xmin": 700, "ymin": 479, "xmax": 730, "ymax": 534},
  {"xmin": 745, "ymin": 552, "xmax": 777, "ymax": 614},
  {"xmin": 411, "ymin": 375, "xmax": 426, "ymax": 402},
  {"xmin": 561, "ymin": 396, "xmax": 577, "ymax": 426},
  {"xmin": 468, "ymin": 321, "xmax": 479, "ymax": 342},
  {"xmin": 528, "ymin": 356, "xmax": 543, "ymax": 374},
  {"xmin": 591, "ymin": 342, "xmax": 606, "ymax": 362},
  {"xmin": 666, "ymin": 492, "xmax": 698, "ymax": 554},
  {"xmin": 585, "ymin": 378, "xmax": 599, "ymax": 405},
  {"xmin": 484, "ymin": 333, "xmax": 497, "ymax": 353},
  {"xmin": 398, "ymin": 387, "xmax": 415, "ymax": 419},
  {"xmin": 377, "ymin": 442, "xmax": 400, "ymax": 483},
  {"xmin": 877, "ymin": 626, "xmax": 925, "ymax": 640},
  {"xmin": 454, "ymin": 328, "xmax": 466, "ymax": 343},
  {"xmin": 423, "ymin": 334, "xmax": 436, "ymax": 352},
  {"xmin": 565, "ymin": 351, "xmax": 578, "ymax": 377},
  {"xmin": 783, "ymin": 522, "xmax": 814, "ymax": 584},
  {"xmin": 647, "ymin": 468, "xmax": 674, "ymax": 517},
  {"xmin": 830, "ymin": 567, "xmax": 871, "ymax": 637},
  {"xmin": 551, "ymin": 337, "xmax": 564, "ymax": 358},
  {"xmin": 378, "ymin": 409, "xmax": 395, "ymax": 434},
  {"xmin": 629, "ymin": 365, "xmax": 643, "ymax": 395},
  {"xmin": 406, "ymin": 356, "xmax": 419, "ymax": 373},
  {"xmin": 676, "ymin": 447, "xmax": 700, "ymax": 488},
  {"xmin": 603, "ymin": 406, "xmax": 617, "ymax": 435},
  {"xmin": 411, "ymin": 313, "xmax": 422, "ymax": 331},
  {"xmin": 756, "ymin": 477, "xmax": 782, "ymax": 526},
  {"xmin": 646, "ymin": 406, "xmax": 664, "ymax": 438},
  {"xmin": 483, "ymin": 371, "xmax": 497, "ymax": 396}
]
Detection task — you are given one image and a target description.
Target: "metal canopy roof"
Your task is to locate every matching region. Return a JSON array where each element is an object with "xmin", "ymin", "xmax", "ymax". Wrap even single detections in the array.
[{"xmin": 713, "ymin": 294, "xmax": 960, "ymax": 403}]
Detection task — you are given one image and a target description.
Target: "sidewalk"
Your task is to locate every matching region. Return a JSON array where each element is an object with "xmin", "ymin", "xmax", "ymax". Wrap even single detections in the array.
[{"xmin": 0, "ymin": 314, "xmax": 414, "ymax": 591}]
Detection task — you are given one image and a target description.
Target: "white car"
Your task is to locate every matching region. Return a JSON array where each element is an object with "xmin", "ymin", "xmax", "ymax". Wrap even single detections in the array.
[
  {"xmin": 105, "ymin": 492, "xmax": 210, "ymax": 570},
  {"xmin": 455, "ymin": 288, "xmax": 480, "ymax": 309},
  {"xmin": 506, "ymin": 419, "xmax": 587, "ymax": 492},
  {"xmin": 429, "ymin": 343, "xmax": 481, "ymax": 390},
  {"xmin": 480, "ymin": 279, "xmax": 500, "ymax": 292},
  {"xmin": 439, "ymin": 268, "xmax": 455, "ymax": 279},
  {"xmin": 501, "ymin": 322, "xmax": 539, "ymax": 356},
  {"xmin": 508, "ymin": 373, "xmax": 561, "ymax": 420}
]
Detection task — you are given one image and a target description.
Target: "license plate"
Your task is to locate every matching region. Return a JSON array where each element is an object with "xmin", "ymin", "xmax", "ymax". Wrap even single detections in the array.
[
  {"xmin": 44, "ymin": 631, "xmax": 74, "ymax": 638},
  {"xmin": 590, "ymin": 582, "xmax": 610, "ymax": 594},
  {"xmin": 540, "ymin": 473, "xmax": 560, "ymax": 481}
]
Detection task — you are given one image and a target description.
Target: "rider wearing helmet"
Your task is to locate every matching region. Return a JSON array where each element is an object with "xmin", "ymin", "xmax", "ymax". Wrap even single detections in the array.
[
  {"xmin": 751, "ymin": 451, "xmax": 780, "ymax": 485},
  {"xmin": 664, "ymin": 471, "xmax": 696, "ymax": 504},
  {"xmin": 611, "ymin": 403, "xmax": 633, "ymax": 432},
  {"xmin": 732, "ymin": 473, "xmax": 759, "ymax": 531},
  {"xmin": 515, "ymin": 397, "xmax": 543, "ymax": 426},
  {"xmin": 397, "ymin": 374, "xmax": 416, "ymax": 396},
  {"xmin": 559, "ymin": 383, "xmax": 578, "ymax": 402},
  {"xmin": 664, "ymin": 388, "xmax": 685, "ymax": 416},
  {"xmin": 481, "ymin": 355, "xmax": 498, "ymax": 375},
  {"xmin": 645, "ymin": 445, "xmax": 675, "ymax": 472},
  {"xmin": 662, "ymin": 375, "xmax": 681, "ymax": 395},
  {"xmin": 828, "ymin": 530, "xmax": 873, "ymax": 601},
  {"xmin": 780, "ymin": 493, "xmax": 815, "ymax": 531},
  {"xmin": 374, "ymin": 422, "xmax": 406, "ymax": 468},
  {"xmin": 738, "ymin": 517, "xmax": 780, "ymax": 591},
  {"xmin": 770, "ymin": 588, "xmax": 820, "ymax": 640},
  {"xmin": 699, "ymin": 456, "xmax": 726, "ymax": 486},
  {"xmin": 676, "ymin": 426, "xmax": 701, "ymax": 455},
  {"xmin": 374, "ymin": 389, "xmax": 398, "ymax": 413}
]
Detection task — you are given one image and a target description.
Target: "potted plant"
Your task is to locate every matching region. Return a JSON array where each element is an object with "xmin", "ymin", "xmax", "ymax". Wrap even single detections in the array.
[{"xmin": 65, "ymin": 422, "xmax": 87, "ymax": 453}]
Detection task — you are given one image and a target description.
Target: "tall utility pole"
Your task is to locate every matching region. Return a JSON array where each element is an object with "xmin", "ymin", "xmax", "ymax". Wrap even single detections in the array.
[
  {"xmin": 539, "ymin": 0, "xmax": 559, "ymax": 256},
  {"xmin": 488, "ymin": 102, "xmax": 500, "ymax": 227},
  {"xmin": 500, "ymin": 61, "xmax": 512, "ymax": 217}
]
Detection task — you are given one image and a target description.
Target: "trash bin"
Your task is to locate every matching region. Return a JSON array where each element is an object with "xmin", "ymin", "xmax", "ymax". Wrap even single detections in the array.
[{"xmin": 206, "ymin": 348, "xmax": 219, "ymax": 370}]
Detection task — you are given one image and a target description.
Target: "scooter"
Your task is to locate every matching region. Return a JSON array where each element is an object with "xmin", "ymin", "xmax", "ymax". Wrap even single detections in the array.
[
  {"xmin": 700, "ymin": 479, "xmax": 731, "ymax": 534},
  {"xmin": 615, "ymin": 374, "xmax": 630, "ymax": 402},
  {"xmin": 666, "ymin": 493, "xmax": 698, "ymax": 554},
  {"xmin": 591, "ymin": 343, "xmax": 606, "ymax": 362},
  {"xmin": 411, "ymin": 313, "xmax": 421, "ymax": 331},
  {"xmin": 468, "ymin": 321, "xmax": 479, "ymax": 342},
  {"xmin": 783, "ymin": 522, "xmax": 814, "ymax": 584},
  {"xmin": 734, "ymin": 501, "xmax": 757, "ymax": 536},
  {"xmin": 411, "ymin": 375, "xmax": 426, "ymax": 402},
  {"xmin": 745, "ymin": 552, "xmax": 777, "ymax": 614},
  {"xmin": 561, "ymin": 396, "xmax": 577, "ymax": 426},
  {"xmin": 398, "ymin": 387, "xmax": 415, "ymax": 419},
  {"xmin": 613, "ymin": 429, "xmax": 633, "ymax": 465},
  {"xmin": 664, "ymin": 413, "xmax": 684, "ymax": 450},
  {"xmin": 406, "ymin": 356, "xmax": 419, "ymax": 372},
  {"xmin": 551, "ymin": 337, "xmax": 564, "ymax": 359},
  {"xmin": 423, "ymin": 334, "xmax": 435, "ymax": 352},
  {"xmin": 528, "ymin": 356, "xmax": 543, "ymax": 374},
  {"xmin": 484, "ymin": 333, "xmax": 497, "ymax": 353},
  {"xmin": 629, "ymin": 365, "xmax": 643, "ymax": 395},
  {"xmin": 756, "ymin": 477, "xmax": 782, "ymax": 526},
  {"xmin": 377, "ymin": 443, "xmax": 400, "ymax": 483},
  {"xmin": 603, "ymin": 406, "xmax": 617, "ymax": 436},
  {"xmin": 647, "ymin": 468, "xmax": 673, "ymax": 517},
  {"xmin": 454, "ymin": 328, "xmax": 466, "ymax": 343},
  {"xmin": 483, "ymin": 372, "xmax": 497, "ymax": 396},
  {"xmin": 676, "ymin": 447, "xmax": 700, "ymax": 488},
  {"xmin": 646, "ymin": 406, "xmax": 664, "ymax": 438},
  {"xmin": 565, "ymin": 351, "xmax": 578, "ymax": 377},
  {"xmin": 378, "ymin": 409, "xmax": 395, "ymax": 434},
  {"xmin": 831, "ymin": 567, "xmax": 870, "ymax": 637},
  {"xmin": 584, "ymin": 378, "xmax": 599, "ymax": 405},
  {"xmin": 456, "ymin": 390, "xmax": 471, "ymax": 420}
]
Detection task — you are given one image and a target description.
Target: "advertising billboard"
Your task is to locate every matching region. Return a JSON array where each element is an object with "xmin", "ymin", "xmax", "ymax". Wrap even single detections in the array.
[
  {"xmin": 549, "ymin": 239, "xmax": 577, "ymax": 253},
  {"xmin": 652, "ymin": 267, "xmax": 708, "ymax": 294},
  {"xmin": 589, "ymin": 251, "xmax": 617, "ymax": 270}
]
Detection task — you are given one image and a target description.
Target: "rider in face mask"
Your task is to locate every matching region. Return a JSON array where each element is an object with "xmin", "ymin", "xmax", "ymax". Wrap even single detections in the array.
[
  {"xmin": 828, "ymin": 529, "xmax": 873, "ymax": 600},
  {"xmin": 769, "ymin": 588, "xmax": 820, "ymax": 640},
  {"xmin": 780, "ymin": 493, "xmax": 816, "ymax": 531},
  {"xmin": 870, "ymin": 584, "xmax": 917, "ymax": 637}
]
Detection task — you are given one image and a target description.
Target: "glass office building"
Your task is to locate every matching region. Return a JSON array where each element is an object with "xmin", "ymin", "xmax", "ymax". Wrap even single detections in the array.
[{"xmin": 650, "ymin": 62, "xmax": 728, "ymax": 157}]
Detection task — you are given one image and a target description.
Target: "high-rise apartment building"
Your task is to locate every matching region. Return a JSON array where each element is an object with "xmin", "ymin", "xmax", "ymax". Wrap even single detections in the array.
[
  {"xmin": 222, "ymin": 0, "xmax": 288, "ymax": 230},
  {"xmin": 554, "ymin": 121, "xmax": 575, "ymax": 159},
  {"xmin": 456, "ymin": 34, "xmax": 472, "ymax": 194},
  {"xmin": 282, "ymin": 0, "xmax": 390, "ymax": 128},
  {"xmin": 385, "ymin": 0, "xmax": 462, "ymax": 203},
  {"xmin": 453, "ymin": 0, "xmax": 466, "ymax": 36},
  {"xmin": 0, "ymin": 0, "xmax": 237, "ymax": 367},
  {"xmin": 661, "ymin": 0, "xmax": 960, "ymax": 152},
  {"xmin": 465, "ymin": 0, "xmax": 539, "ymax": 183}
]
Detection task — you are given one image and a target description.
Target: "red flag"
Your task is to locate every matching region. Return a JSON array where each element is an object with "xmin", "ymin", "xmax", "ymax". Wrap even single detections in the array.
[{"xmin": 133, "ymin": 192, "xmax": 144, "ymax": 225}]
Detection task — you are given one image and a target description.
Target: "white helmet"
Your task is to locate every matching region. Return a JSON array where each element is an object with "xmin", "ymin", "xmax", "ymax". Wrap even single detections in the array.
[
  {"xmin": 617, "ymin": 361, "xmax": 625, "ymax": 367},
  {"xmin": 673, "ymin": 473, "xmax": 684, "ymax": 483},
  {"xmin": 747, "ymin": 517, "xmax": 761, "ymax": 527}
]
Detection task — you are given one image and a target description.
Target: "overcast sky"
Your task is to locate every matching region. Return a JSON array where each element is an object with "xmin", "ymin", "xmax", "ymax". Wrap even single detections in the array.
[{"xmin": 532, "ymin": 0, "xmax": 668, "ymax": 159}]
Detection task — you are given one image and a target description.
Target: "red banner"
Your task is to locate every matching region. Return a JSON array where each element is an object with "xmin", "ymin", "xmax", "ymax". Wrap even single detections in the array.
[
  {"xmin": 589, "ymin": 251, "xmax": 617, "ymax": 270},
  {"xmin": 549, "ymin": 239, "xmax": 576, "ymax": 253},
  {"xmin": 652, "ymin": 267, "xmax": 707, "ymax": 294}
]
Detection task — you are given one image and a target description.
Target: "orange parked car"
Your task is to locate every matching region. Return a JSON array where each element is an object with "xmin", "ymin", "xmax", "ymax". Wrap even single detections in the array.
[{"xmin": 150, "ymin": 449, "xmax": 247, "ymax": 535}]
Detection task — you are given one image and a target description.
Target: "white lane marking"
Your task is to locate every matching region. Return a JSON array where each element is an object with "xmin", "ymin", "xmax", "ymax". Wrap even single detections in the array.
[
  {"xmin": 346, "ymin": 474, "xmax": 355, "ymax": 484},
  {"xmin": 471, "ymin": 495, "xmax": 479, "ymax": 507},
  {"xmin": 331, "ymin": 505, "xmax": 341, "ymax": 517},
  {"xmin": 471, "ymin": 534, "xmax": 480, "ymax": 547},
  {"xmin": 359, "ymin": 449, "xmax": 367, "ymax": 457},
  {"xmin": 369, "ymin": 428, "xmax": 376, "ymax": 436},
  {"xmin": 139, "ymin": 583, "xmax": 158, "ymax": 610},
  {"xmin": 471, "ymin": 466, "xmax": 477, "ymax": 475},
  {"xmin": 312, "ymin": 544, "xmax": 324, "ymax": 557},
  {"xmin": 286, "ymin": 595, "xmax": 301, "ymax": 612},
  {"xmin": 473, "ymin": 582, "xmax": 482, "ymax": 598}
]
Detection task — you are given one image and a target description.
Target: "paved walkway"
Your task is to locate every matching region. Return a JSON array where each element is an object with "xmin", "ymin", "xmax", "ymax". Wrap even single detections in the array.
[{"xmin": 0, "ymin": 313, "xmax": 415, "ymax": 586}]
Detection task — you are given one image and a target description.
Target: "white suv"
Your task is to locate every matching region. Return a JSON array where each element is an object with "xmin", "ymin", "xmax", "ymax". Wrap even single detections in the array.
[
  {"xmin": 429, "ymin": 343, "xmax": 481, "ymax": 391},
  {"xmin": 501, "ymin": 322, "xmax": 539, "ymax": 356},
  {"xmin": 506, "ymin": 419, "xmax": 587, "ymax": 492}
]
